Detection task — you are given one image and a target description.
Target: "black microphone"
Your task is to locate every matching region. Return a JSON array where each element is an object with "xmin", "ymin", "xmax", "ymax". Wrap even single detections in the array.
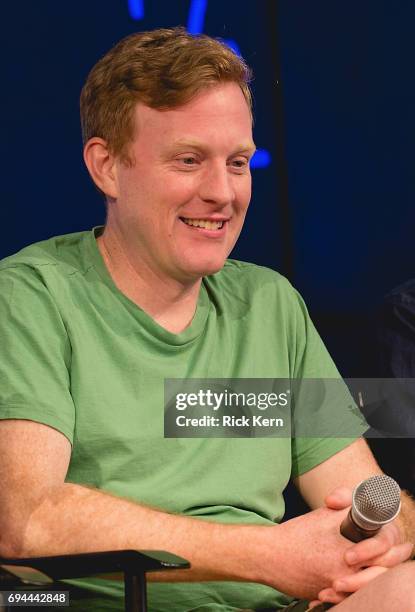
[{"xmin": 340, "ymin": 474, "xmax": 401, "ymax": 543}]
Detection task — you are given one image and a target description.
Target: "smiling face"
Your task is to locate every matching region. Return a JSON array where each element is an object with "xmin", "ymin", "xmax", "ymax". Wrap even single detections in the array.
[{"xmin": 108, "ymin": 82, "xmax": 255, "ymax": 284}]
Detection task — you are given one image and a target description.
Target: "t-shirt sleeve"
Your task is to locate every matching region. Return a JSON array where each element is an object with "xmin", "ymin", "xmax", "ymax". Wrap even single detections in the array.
[
  {"xmin": 0, "ymin": 265, "xmax": 75, "ymax": 444},
  {"xmin": 288, "ymin": 286, "xmax": 368, "ymax": 478}
]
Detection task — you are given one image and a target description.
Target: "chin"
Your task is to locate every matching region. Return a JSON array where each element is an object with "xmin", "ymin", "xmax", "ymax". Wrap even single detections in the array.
[{"xmin": 185, "ymin": 258, "xmax": 226, "ymax": 279}]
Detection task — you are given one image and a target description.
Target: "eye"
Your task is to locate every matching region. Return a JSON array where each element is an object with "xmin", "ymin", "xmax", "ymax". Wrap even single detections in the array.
[
  {"xmin": 178, "ymin": 155, "xmax": 199, "ymax": 166},
  {"xmin": 229, "ymin": 157, "xmax": 249, "ymax": 171}
]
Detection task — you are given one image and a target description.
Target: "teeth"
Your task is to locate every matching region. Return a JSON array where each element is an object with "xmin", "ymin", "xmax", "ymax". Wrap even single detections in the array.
[{"xmin": 182, "ymin": 218, "xmax": 224, "ymax": 230}]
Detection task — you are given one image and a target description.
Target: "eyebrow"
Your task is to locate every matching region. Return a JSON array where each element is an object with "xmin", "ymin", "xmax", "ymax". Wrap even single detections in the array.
[{"xmin": 169, "ymin": 139, "xmax": 257, "ymax": 155}]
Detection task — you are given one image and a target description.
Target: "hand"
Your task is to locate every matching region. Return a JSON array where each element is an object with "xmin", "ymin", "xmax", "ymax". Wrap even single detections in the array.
[
  {"xmin": 315, "ymin": 486, "xmax": 413, "ymax": 605},
  {"xmin": 263, "ymin": 504, "xmax": 359, "ymax": 600}
]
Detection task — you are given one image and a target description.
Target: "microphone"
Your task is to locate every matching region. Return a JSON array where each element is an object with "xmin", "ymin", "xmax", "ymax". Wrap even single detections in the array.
[{"xmin": 340, "ymin": 474, "xmax": 401, "ymax": 543}]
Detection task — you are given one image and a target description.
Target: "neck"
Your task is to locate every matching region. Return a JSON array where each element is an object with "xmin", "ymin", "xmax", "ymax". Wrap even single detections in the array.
[{"xmin": 96, "ymin": 225, "xmax": 202, "ymax": 334}]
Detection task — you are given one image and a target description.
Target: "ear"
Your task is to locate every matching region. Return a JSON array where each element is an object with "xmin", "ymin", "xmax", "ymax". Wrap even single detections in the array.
[{"xmin": 83, "ymin": 137, "xmax": 119, "ymax": 199}]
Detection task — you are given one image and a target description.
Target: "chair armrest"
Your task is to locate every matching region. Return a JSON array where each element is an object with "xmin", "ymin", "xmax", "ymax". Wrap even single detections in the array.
[
  {"xmin": 0, "ymin": 549, "xmax": 190, "ymax": 581},
  {"xmin": 0, "ymin": 550, "xmax": 190, "ymax": 612}
]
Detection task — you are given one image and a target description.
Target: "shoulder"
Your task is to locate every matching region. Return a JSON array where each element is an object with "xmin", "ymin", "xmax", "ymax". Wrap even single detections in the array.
[
  {"xmin": 379, "ymin": 279, "xmax": 415, "ymax": 332},
  {"xmin": 205, "ymin": 259, "xmax": 307, "ymax": 313},
  {"xmin": 0, "ymin": 230, "xmax": 96, "ymax": 319},
  {"xmin": 0, "ymin": 230, "xmax": 93, "ymax": 286},
  {"xmin": 206, "ymin": 258, "xmax": 294, "ymax": 295},
  {"xmin": 385, "ymin": 279, "xmax": 415, "ymax": 308}
]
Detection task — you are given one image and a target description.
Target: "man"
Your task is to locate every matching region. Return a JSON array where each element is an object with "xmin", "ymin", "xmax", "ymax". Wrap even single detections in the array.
[
  {"xmin": 368, "ymin": 280, "xmax": 415, "ymax": 498},
  {"xmin": 0, "ymin": 28, "xmax": 414, "ymax": 612}
]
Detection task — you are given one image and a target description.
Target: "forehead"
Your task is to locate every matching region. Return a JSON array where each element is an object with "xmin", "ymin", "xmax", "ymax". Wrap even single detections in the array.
[{"xmin": 133, "ymin": 82, "xmax": 254, "ymax": 149}]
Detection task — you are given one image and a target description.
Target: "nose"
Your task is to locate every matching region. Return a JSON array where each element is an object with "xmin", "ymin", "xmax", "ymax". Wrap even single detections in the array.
[{"xmin": 198, "ymin": 161, "xmax": 236, "ymax": 207}]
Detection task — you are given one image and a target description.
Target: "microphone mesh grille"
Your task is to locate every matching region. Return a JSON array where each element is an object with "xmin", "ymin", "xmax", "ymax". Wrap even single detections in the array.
[{"xmin": 354, "ymin": 474, "xmax": 401, "ymax": 522}]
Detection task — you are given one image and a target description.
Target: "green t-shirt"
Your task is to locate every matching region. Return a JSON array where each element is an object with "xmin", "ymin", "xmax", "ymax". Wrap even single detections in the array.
[{"xmin": 0, "ymin": 227, "xmax": 366, "ymax": 611}]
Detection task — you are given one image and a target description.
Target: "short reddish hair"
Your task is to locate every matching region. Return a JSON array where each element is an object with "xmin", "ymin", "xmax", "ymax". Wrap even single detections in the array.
[{"xmin": 80, "ymin": 27, "xmax": 253, "ymax": 166}]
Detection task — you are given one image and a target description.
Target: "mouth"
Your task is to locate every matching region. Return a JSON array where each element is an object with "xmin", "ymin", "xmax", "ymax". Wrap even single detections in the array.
[{"xmin": 180, "ymin": 217, "xmax": 226, "ymax": 231}]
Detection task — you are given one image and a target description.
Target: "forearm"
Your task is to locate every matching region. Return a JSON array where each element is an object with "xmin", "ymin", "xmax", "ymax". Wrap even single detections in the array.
[
  {"xmin": 4, "ymin": 481, "xmax": 363, "ymax": 600},
  {"xmin": 397, "ymin": 490, "xmax": 415, "ymax": 553},
  {"xmin": 18, "ymin": 482, "xmax": 273, "ymax": 585}
]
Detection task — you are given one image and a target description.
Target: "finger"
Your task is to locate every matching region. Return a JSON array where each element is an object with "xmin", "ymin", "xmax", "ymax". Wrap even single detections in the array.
[
  {"xmin": 333, "ymin": 565, "xmax": 387, "ymax": 593},
  {"xmin": 363, "ymin": 542, "xmax": 414, "ymax": 568},
  {"xmin": 317, "ymin": 587, "xmax": 348, "ymax": 604},
  {"xmin": 344, "ymin": 522, "xmax": 402, "ymax": 565},
  {"xmin": 324, "ymin": 486, "xmax": 352, "ymax": 510},
  {"xmin": 344, "ymin": 531, "xmax": 393, "ymax": 565}
]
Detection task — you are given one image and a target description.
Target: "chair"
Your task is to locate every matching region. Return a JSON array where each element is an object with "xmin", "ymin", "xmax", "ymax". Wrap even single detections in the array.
[{"xmin": 0, "ymin": 549, "xmax": 190, "ymax": 612}]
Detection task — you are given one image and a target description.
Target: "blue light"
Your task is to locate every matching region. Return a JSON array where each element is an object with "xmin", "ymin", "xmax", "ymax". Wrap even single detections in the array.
[
  {"xmin": 128, "ymin": 0, "xmax": 144, "ymax": 20},
  {"xmin": 223, "ymin": 39, "xmax": 241, "ymax": 56},
  {"xmin": 187, "ymin": 0, "xmax": 208, "ymax": 34},
  {"xmin": 251, "ymin": 149, "xmax": 271, "ymax": 169}
]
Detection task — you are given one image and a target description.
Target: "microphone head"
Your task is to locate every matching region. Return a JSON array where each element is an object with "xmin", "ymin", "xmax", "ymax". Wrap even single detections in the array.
[{"xmin": 353, "ymin": 474, "xmax": 401, "ymax": 527}]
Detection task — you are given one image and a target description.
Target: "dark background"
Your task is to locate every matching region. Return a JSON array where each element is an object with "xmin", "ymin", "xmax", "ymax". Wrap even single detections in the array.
[{"xmin": 3, "ymin": 1, "xmax": 414, "ymax": 500}]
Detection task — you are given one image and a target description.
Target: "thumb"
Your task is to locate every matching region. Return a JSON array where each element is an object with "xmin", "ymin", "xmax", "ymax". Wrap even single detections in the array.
[{"xmin": 324, "ymin": 486, "xmax": 352, "ymax": 510}]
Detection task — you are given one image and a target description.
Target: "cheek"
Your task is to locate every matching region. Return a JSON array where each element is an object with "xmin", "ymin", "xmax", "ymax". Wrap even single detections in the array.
[
  {"xmin": 160, "ymin": 174, "xmax": 198, "ymax": 208},
  {"xmin": 236, "ymin": 183, "xmax": 252, "ymax": 212},
  {"xmin": 235, "ymin": 173, "xmax": 251, "ymax": 199}
]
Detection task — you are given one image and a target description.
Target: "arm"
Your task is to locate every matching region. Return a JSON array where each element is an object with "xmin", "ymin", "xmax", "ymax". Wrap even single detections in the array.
[
  {"xmin": 0, "ymin": 419, "xmax": 267, "ymax": 584},
  {"xmin": 294, "ymin": 437, "xmax": 415, "ymax": 604},
  {"xmin": 294, "ymin": 437, "xmax": 415, "ymax": 547},
  {"xmin": 0, "ymin": 419, "xmax": 366, "ymax": 600},
  {"xmin": 294, "ymin": 438, "xmax": 383, "ymax": 509}
]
